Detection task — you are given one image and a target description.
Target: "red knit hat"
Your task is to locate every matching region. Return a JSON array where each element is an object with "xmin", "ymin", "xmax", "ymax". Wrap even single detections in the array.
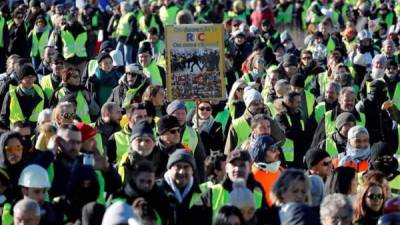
[{"xmin": 75, "ymin": 122, "xmax": 97, "ymax": 143}]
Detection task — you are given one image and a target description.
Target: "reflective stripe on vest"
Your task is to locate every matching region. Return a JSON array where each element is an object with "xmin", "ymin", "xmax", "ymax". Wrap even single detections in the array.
[
  {"xmin": 214, "ymin": 108, "xmax": 230, "ymax": 135},
  {"xmin": 88, "ymin": 59, "xmax": 98, "ymax": 78},
  {"xmin": 314, "ymin": 102, "xmax": 326, "ymax": 123},
  {"xmin": 281, "ymin": 114, "xmax": 304, "ymax": 162},
  {"xmin": 114, "ymin": 131, "xmax": 130, "ymax": 164},
  {"xmin": 58, "ymin": 89, "xmax": 91, "ymax": 123},
  {"xmin": 305, "ymin": 90, "xmax": 315, "ymax": 117},
  {"xmin": 144, "ymin": 60, "xmax": 163, "ymax": 86},
  {"xmin": 232, "ymin": 116, "xmax": 251, "ymax": 146},
  {"xmin": 61, "ymin": 30, "xmax": 88, "ymax": 59},
  {"xmin": 324, "ymin": 110, "xmax": 366, "ymax": 138},
  {"xmin": 211, "ymin": 184, "xmax": 262, "ymax": 219},
  {"xmin": 182, "ymin": 126, "xmax": 198, "ymax": 152},
  {"xmin": 9, "ymin": 84, "xmax": 45, "ymax": 125},
  {"xmin": 31, "ymin": 29, "xmax": 50, "ymax": 58},
  {"xmin": 325, "ymin": 136, "xmax": 339, "ymax": 157},
  {"xmin": 116, "ymin": 12, "xmax": 134, "ymax": 37},
  {"xmin": 0, "ymin": 16, "xmax": 5, "ymax": 48},
  {"xmin": 40, "ymin": 74, "xmax": 54, "ymax": 99}
]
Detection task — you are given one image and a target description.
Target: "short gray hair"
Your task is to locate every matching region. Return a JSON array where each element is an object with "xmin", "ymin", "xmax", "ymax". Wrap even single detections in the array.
[
  {"xmin": 326, "ymin": 81, "xmax": 341, "ymax": 95},
  {"xmin": 13, "ymin": 198, "xmax": 41, "ymax": 217},
  {"xmin": 320, "ymin": 194, "xmax": 352, "ymax": 222}
]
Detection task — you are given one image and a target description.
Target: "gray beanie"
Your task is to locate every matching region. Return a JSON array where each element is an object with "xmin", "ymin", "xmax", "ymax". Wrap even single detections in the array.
[
  {"xmin": 167, "ymin": 149, "xmax": 196, "ymax": 169},
  {"xmin": 347, "ymin": 125, "xmax": 369, "ymax": 140},
  {"xmin": 243, "ymin": 87, "xmax": 263, "ymax": 108},
  {"xmin": 166, "ymin": 100, "xmax": 186, "ymax": 115},
  {"xmin": 335, "ymin": 112, "xmax": 356, "ymax": 130}
]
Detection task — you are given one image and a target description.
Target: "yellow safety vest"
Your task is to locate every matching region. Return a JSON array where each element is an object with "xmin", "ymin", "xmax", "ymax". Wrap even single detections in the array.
[
  {"xmin": 88, "ymin": 59, "xmax": 98, "ymax": 78},
  {"xmin": 281, "ymin": 114, "xmax": 304, "ymax": 162},
  {"xmin": 61, "ymin": 30, "xmax": 88, "ymax": 59},
  {"xmin": 58, "ymin": 89, "xmax": 91, "ymax": 124},
  {"xmin": 114, "ymin": 128, "xmax": 130, "ymax": 164},
  {"xmin": 324, "ymin": 110, "xmax": 366, "ymax": 138},
  {"xmin": 138, "ymin": 15, "xmax": 159, "ymax": 34},
  {"xmin": 325, "ymin": 136, "xmax": 339, "ymax": 157},
  {"xmin": 210, "ymin": 184, "xmax": 263, "ymax": 219},
  {"xmin": 144, "ymin": 60, "xmax": 163, "ymax": 86},
  {"xmin": 181, "ymin": 126, "xmax": 198, "ymax": 152},
  {"xmin": 304, "ymin": 90, "xmax": 315, "ymax": 118},
  {"xmin": 40, "ymin": 74, "xmax": 56, "ymax": 99},
  {"xmin": 159, "ymin": 5, "xmax": 180, "ymax": 26},
  {"xmin": 9, "ymin": 84, "xmax": 45, "ymax": 125},
  {"xmin": 116, "ymin": 12, "xmax": 134, "ymax": 38},
  {"xmin": 391, "ymin": 82, "xmax": 400, "ymax": 107},
  {"xmin": 314, "ymin": 102, "xmax": 326, "ymax": 123},
  {"xmin": 0, "ymin": 16, "xmax": 5, "ymax": 48},
  {"xmin": 31, "ymin": 29, "xmax": 50, "ymax": 59},
  {"xmin": 214, "ymin": 108, "xmax": 230, "ymax": 135},
  {"xmin": 232, "ymin": 116, "xmax": 251, "ymax": 146}
]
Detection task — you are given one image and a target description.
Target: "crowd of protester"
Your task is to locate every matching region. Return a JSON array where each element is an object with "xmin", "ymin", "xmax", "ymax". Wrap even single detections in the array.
[{"xmin": 2, "ymin": 0, "xmax": 400, "ymax": 224}]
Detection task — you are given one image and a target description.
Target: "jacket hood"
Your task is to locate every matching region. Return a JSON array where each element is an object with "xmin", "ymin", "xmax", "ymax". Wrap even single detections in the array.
[{"xmin": 0, "ymin": 131, "xmax": 23, "ymax": 168}]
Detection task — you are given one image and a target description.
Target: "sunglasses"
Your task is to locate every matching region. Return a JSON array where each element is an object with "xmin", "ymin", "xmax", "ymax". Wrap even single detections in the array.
[
  {"xmin": 199, "ymin": 107, "xmax": 211, "ymax": 111},
  {"xmin": 168, "ymin": 128, "xmax": 180, "ymax": 134},
  {"xmin": 61, "ymin": 112, "xmax": 76, "ymax": 120},
  {"xmin": 367, "ymin": 193, "xmax": 384, "ymax": 200},
  {"xmin": 5, "ymin": 145, "xmax": 23, "ymax": 154}
]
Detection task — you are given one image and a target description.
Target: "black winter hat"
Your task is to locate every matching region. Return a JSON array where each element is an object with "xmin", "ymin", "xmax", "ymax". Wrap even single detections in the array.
[
  {"xmin": 99, "ymin": 40, "xmax": 115, "ymax": 53},
  {"xmin": 138, "ymin": 42, "xmax": 153, "ymax": 56},
  {"xmin": 17, "ymin": 64, "xmax": 37, "ymax": 80},
  {"xmin": 130, "ymin": 120, "xmax": 154, "ymax": 142},
  {"xmin": 335, "ymin": 112, "xmax": 356, "ymax": 130},
  {"xmin": 290, "ymin": 74, "xmax": 305, "ymax": 88},
  {"xmin": 157, "ymin": 115, "xmax": 180, "ymax": 135},
  {"xmin": 305, "ymin": 148, "xmax": 330, "ymax": 169},
  {"xmin": 167, "ymin": 149, "xmax": 195, "ymax": 169},
  {"xmin": 97, "ymin": 52, "xmax": 112, "ymax": 63},
  {"xmin": 369, "ymin": 79, "xmax": 387, "ymax": 93},
  {"xmin": 370, "ymin": 141, "xmax": 392, "ymax": 161}
]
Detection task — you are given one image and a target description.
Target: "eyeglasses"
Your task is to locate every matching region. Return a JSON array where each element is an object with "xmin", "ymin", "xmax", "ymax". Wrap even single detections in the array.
[
  {"xmin": 199, "ymin": 107, "xmax": 211, "ymax": 111},
  {"xmin": 5, "ymin": 145, "xmax": 23, "ymax": 154},
  {"xmin": 322, "ymin": 160, "xmax": 332, "ymax": 166},
  {"xmin": 367, "ymin": 193, "xmax": 384, "ymax": 200},
  {"xmin": 61, "ymin": 112, "xmax": 76, "ymax": 120},
  {"xmin": 168, "ymin": 128, "xmax": 180, "ymax": 134}
]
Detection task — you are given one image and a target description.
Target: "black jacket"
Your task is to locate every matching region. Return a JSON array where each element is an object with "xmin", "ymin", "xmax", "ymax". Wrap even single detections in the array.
[
  {"xmin": 94, "ymin": 118, "xmax": 121, "ymax": 149},
  {"xmin": 112, "ymin": 179, "xmax": 173, "ymax": 225},
  {"xmin": 275, "ymin": 107, "xmax": 309, "ymax": 168},
  {"xmin": 8, "ymin": 22, "xmax": 28, "ymax": 57},
  {"xmin": 160, "ymin": 176, "xmax": 203, "ymax": 225}
]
